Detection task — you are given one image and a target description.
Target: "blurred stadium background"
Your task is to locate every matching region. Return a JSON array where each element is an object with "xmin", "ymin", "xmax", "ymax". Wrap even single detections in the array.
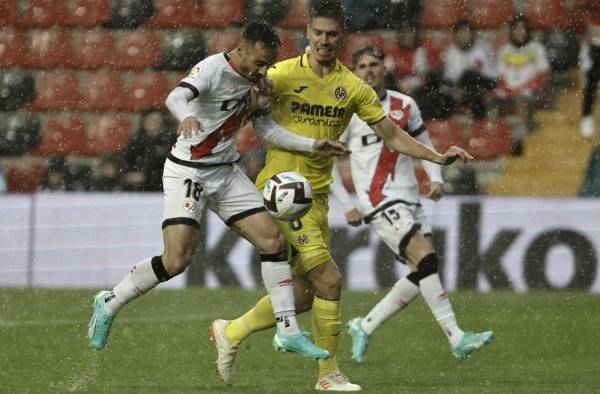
[{"xmin": 1, "ymin": 0, "xmax": 600, "ymax": 392}]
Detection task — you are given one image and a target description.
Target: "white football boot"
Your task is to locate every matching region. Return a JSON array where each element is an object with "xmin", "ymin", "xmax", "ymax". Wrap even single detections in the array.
[
  {"xmin": 209, "ymin": 319, "xmax": 239, "ymax": 385},
  {"xmin": 315, "ymin": 371, "xmax": 362, "ymax": 391}
]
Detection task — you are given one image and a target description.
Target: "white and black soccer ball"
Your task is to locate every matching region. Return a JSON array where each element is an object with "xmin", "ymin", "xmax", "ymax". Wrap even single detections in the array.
[{"xmin": 263, "ymin": 171, "xmax": 313, "ymax": 221}]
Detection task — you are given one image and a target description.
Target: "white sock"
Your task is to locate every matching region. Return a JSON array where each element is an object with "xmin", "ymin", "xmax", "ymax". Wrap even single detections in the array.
[
  {"xmin": 361, "ymin": 277, "xmax": 420, "ymax": 335},
  {"xmin": 419, "ymin": 273, "xmax": 464, "ymax": 347},
  {"xmin": 103, "ymin": 258, "xmax": 160, "ymax": 315},
  {"xmin": 261, "ymin": 259, "xmax": 300, "ymax": 336}
]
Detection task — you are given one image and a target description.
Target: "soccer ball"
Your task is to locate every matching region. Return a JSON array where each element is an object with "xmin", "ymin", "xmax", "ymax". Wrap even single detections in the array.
[{"xmin": 262, "ymin": 171, "xmax": 313, "ymax": 221}]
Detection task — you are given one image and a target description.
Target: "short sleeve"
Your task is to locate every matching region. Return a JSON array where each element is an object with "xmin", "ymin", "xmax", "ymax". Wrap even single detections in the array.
[
  {"xmin": 355, "ymin": 82, "xmax": 386, "ymax": 125},
  {"xmin": 407, "ymin": 97, "xmax": 424, "ymax": 133},
  {"xmin": 178, "ymin": 62, "xmax": 212, "ymax": 98}
]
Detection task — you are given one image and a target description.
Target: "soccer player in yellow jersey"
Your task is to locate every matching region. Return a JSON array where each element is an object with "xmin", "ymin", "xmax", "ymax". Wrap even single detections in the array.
[{"xmin": 210, "ymin": 0, "xmax": 473, "ymax": 391}]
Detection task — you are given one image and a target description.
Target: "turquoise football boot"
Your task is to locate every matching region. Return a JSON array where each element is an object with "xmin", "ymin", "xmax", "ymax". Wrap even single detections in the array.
[
  {"xmin": 273, "ymin": 331, "xmax": 330, "ymax": 360},
  {"xmin": 452, "ymin": 330, "xmax": 494, "ymax": 360},
  {"xmin": 346, "ymin": 317, "xmax": 371, "ymax": 363},
  {"xmin": 88, "ymin": 290, "xmax": 116, "ymax": 350}
]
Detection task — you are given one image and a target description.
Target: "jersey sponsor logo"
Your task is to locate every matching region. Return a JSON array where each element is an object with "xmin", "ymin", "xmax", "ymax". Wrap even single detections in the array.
[
  {"xmin": 290, "ymin": 101, "xmax": 346, "ymax": 128},
  {"xmin": 188, "ymin": 66, "xmax": 200, "ymax": 79},
  {"xmin": 334, "ymin": 85, "xmax": 348, "ymax": 101},
  {"xmin": 293, "ymin": 85, "xmax": 308, "ymax": 93}
]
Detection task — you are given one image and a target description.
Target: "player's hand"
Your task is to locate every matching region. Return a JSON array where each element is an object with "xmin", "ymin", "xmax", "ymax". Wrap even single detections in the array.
[
  {"xmin": 249, "ymin": 78, "xmax": 275, "ymax": 113},
  {"xmin": 312, "ymin": 139, "xmax": 351, "ymax": 157},
  {"xmin": 427, "ymin": 181, "xmax": 444, "ymax": 201},
  {"xmin": 178, "ymin": 116, "xmax": 203, "ymax": 138},
  {"xmin": 440, "ymin": 146, "xmax": 473, "ymax": 165},
  {"xmin": 344, "ymin": 208, "xmax": 363, "ymax": 227}
]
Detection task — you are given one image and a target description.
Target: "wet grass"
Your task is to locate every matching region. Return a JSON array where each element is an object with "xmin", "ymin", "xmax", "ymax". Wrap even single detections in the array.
[{"xmin": 1, "ymin": 289, "xmax": 599, "ymax": 393}]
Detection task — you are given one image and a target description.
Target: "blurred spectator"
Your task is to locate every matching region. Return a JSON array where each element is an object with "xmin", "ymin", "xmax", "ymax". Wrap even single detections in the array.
[
  {"xmin": 239, "ymin": 146, "xmax": 266, "ymax": 182},
  {"xmin": 342, "ymin": 0, "xmax": 388, "ymax": 31},
  {"xmin": 579, "ymin": 0, "xmax": 600, "ymax": 138},
  {"xmin": 386, "ymin": 0, "xmax": 423, "ymax": 30},
  {"xmin": 442, "ymin": 20, "xmax": 497, "ymax": 119},
  {"xmin": 122, "ymin": 109, "xmax": 175, "ymax": 191},
  {"xmin": 245, "ymin": 0, "xmax": 289, "ymax": 25},
  {"xmin": 580, "ymin": 145, "xmax": 600, "ymax": 197},
  {"xmin": 0, "ymin": 167, "xmax": 6, "ymax": 193},
  {"xmin": 90, "ymin": 152, "xmax": 123, "ymax": 192},
  {"xmin": 40, "ymin": 156, "xmax": 70, "ymax": 191},
  {"xmin": 493, "ymin": 15, "xmax": 549, "ymax": 133}
]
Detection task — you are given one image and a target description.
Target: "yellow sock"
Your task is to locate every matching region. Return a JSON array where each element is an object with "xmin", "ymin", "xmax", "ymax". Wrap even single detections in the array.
[
  {"xmin": 225, "ymin": 295, "xmax": 276, "ymax": 346},
  {"xmin": 312, "ymin": 296, "xmax": 341, "ymax": 377}
]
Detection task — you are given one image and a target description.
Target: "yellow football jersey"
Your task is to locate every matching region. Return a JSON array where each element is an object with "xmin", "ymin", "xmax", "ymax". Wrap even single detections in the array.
[{"xmin": 255, "ymin": 53, "xmax": 386, "ymax": 194}]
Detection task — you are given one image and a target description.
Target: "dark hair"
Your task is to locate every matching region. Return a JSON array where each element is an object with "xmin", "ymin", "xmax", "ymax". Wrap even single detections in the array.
[
  {"xmin": 509, "ymin": 14, "xmax": 531, "ymax": 46},
  {"xmin": 309, "ymin": 0, "xmax": 346, "ymax": 29},
  {"xmin": 453, "ymin": 19, "xmax": 473, "ymax": 33},
  {"xmin": 241, "ymin": 22, "xmax": 281, "ymax": 50},
  {"xmin": 351, "ymin": 46, "xmax": 384, "ymax": 66}
]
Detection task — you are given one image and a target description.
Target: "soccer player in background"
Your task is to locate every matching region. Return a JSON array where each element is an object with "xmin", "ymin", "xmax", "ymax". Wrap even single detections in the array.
[
  {"xmin": 87, "ymin": 22, "xmax": 350, "ymax": 362},
  {"xmin": 329, "ymin": 47, "xmax": 493, "ymax": 364},
  {"xmin": 211, "ymin": 1, "xmax": 473, "ymax": 391}
]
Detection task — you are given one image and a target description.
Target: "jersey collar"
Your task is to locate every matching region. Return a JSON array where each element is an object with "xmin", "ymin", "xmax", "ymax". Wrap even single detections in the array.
[
  {"xmin": 223, "ymin": 52, "xmax": 253, "ymax": 82},
  {"xmin": 300, "ymin": 53, "xmax": 342, "ymax": 74}
]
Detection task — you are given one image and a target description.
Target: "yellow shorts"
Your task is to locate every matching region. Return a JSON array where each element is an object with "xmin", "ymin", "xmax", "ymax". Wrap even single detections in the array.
[{"xmin": 275, "ymin": 193, "xmax": 332, "ymax": 276}]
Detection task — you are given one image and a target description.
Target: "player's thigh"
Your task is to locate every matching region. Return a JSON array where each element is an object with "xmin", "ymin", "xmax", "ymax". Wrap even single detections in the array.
[
  {"xmin": 230, "ymin": 210, "xmax": 286, "ymax": 254},
  {"xmin": 278, "ymin": 194, "xmax": 332, "ymax": 277}
]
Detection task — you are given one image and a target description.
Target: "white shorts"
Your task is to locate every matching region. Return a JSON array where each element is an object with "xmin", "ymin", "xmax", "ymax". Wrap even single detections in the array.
[
  {"xmin": 365, "ymin": 200, "xmax": 432, "ymax": 259},
  {"xmin": 162, "ymin": 158, "xmax": 264, "ymax": 229}
]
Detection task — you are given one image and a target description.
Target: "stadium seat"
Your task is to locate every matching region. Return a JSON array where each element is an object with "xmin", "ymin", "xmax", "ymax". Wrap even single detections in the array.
[
  {"xmin": 278, "ymin": 30, "xmax": 301, "ymax": 60},
  {"xmin": 19, "ymin": 0, "xmax": 65, "ymax": 28},
  {"xmin": 159, "ymin": 30, "xmax": 206, "ymax": 71},
  {"xmin": 5, "ymin": 160, "xmax": 48, "ymax": 193},
  {"xmin": 192, "ymin": 0, "xmax": 245, "ymax": 28},
  {"xmin": 122, "ymin": 71, "xmax": 170, "ymax": 111},
  {"xmin": 468, "ymin": 0, "xmax": 513, "ymax": 29},
  {"xmin": 339, "ymin": 33, "xmax": 385, "ymax": 67},
  {"xmin": 0, "ymin": 112, "xmax": 41, "ymax": 155},
  {"xmin": 29, "ymin": 71, "xmax": 81, "ymax": 111},
  {"xmin": 147, "ymin": 0, "xmax": 198, "ymax": 27},
  {"xmin": 468, "ymin": 118, "xmax": 512, "ymax": 160},
  {"xmin": 0, "ymin": 0, "xmax": 18, "ymax": 27},
  {"xmin": 523, "ymin": 0, "xmax": 567, "ymax": 31},
  {"xmin": 420, "ymin": 0, "xmax": 467, "ymax": 29},
  {"xmin": 80, "ymin": 72, "xmax": 123, "ymax": 110},
  {"xmin": 278, "ymin": 0, "xmax": 309, "ymax": 29},
  {"xmin": 208, "ymin": 29, "xmax": 241, "ymax": 54},
  {"xmin": 71, "ymin": 29, "xmax": 115, "ymax": 69},
  {"xmin": 26, "ymin": 29, "xmax": 73, "ymax": 68},
  {"xmin": 86, "ymin": 114, "xmax": 133, "ymax": 155},
  {"xmin": 31, "ymin": 114, "xmax": 87, "ymax": 156},
  {"xmin": 0, "ymin": 28, "xmax": 27, "ymax": 67},
  {"xmin": 104, "ymin": 0, "xmax": 154, "ymax": 28},
  {"xmin": 115, "ymin": 30, "xmax": 161, "ymax": 69},
  {"xmin": 0, "ymin": 70, "xmax": 36, "ymax": 110},
  {"xmin": 59, "ymin": 0, "xmax": 111, "ymax": 27},
  {"xmin": 425, "ymin": 118, "xmax": 467, "ymax": 153}
]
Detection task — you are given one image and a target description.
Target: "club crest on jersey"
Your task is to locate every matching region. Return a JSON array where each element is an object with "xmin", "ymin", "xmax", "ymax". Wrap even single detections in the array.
[
  {"xmin": 334, "ymin": 86, "xmax": 348, "ymax": 101},
  {"xmin": 297, "ymin": 234, "xmax": 309, "ymax": 245},
  {"xmin": 388, "ymin": 109, "xmax": 405, "ymax": 123},
  {"xmin": 183, "ymin": 198, "xmax": 197, "ymax": 214},
  {"xmin": 188, "ymin": 66, "xmax": 200, "ymax": 79}
]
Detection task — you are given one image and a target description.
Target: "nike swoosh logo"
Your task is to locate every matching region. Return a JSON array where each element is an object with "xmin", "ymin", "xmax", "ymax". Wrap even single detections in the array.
[{"xmin": 294, "ymin": 86, "xmax": 308, "ymax": 93}]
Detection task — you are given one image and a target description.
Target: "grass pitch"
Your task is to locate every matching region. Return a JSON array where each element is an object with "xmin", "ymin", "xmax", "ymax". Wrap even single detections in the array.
[{"xmin": 1, "ymin": 289, "xmax": 599, "ymax": 393}]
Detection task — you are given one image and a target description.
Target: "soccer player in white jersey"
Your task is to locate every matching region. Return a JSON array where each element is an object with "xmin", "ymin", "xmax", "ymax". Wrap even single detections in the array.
[
  {"xmin": 87, "ymin": 23, "xmax": 351, "ymax": 369},
  {"xmin": 330, "ymin": 47, "xmax": 494, "ymax": 363}
]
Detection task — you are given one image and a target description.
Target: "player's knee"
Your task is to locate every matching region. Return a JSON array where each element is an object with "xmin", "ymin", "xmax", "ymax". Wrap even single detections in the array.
[
  {"xmin": 407, "ymin": 253, "xmax": 440, "ymax": 285},
  {"xmin": 162, "ymin": 249, "xmax": 193, "ymax": 276},
  {"xmin": 315, "ymin": 269, "xmax": 342, "ymax": 299},
  {"xmin": 258, "ymin": 231, "xmax": 287, "ymax": 255}
]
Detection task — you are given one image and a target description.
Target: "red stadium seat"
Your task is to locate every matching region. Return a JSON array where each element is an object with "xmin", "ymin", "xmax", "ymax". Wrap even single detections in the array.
[
  {"xmin": 31, "ymin": 114, "xmax": 87, "ymax": 156},
  {"xmin": 5, "ymin": 160, "xmax": 48, "ymax": 193},
  {"xmin": 80, "ymin": 72, "xmax": 123, "ymax": 110},
  {"xmin": 122, "ymin": 72, "xmax": 169, "ymax": 111},
  {"xmin": 192, "ymin": 0, "xmax": 245, "ymax": 28},
  {"xmin": 468, "ymin": 118, "xmax": 512, "ymax": 160},
  {"xmin": 0, "ymin": 0, "xmax": 18, "ymax": 26},
  {"xmin": 420, "ymin": 0, "xmax": 467, "ymax": 29},
  {"xmin": 29, "ymin": 71, "xmax": 81, "ymax": 110},
  {"xmin": 59, "ymin": 0, "xmax": 110, "ymax": 27},
  {"xmin": 339, "ymin": 33, "xmax": 385, "ymax": 67},
  {"xmin": 86, "ymin": 114, "xmax": 133, "ymax": 155},
  {"xmin": 115, "ymin": 30, "xmax": 161, "ymax": 69},
  {"xmin": 71, "ymin": 30, "xmax": 115, "ymax": 69},
  {"xmin": 524, "ymin": 0, "xmax": 567, "ymax": 30},
  {"xmin": 208, "ymin": 29, "xmax": 241, "ymax": 54},
  {"xmin": 147, "ymin": 0, "xmax": 196, "ymax": 27},
  {"xmin": 19, "ymin": 0, "xmax": 65, "ymax": 28},
  {"xmin": 469, "ymin": 0, "xmax": 514, "ymax": 29},
  {"xmin": 278, "ymin": 30, "xmax": 301, "ymax": 60},
  {"xmin": 26, "ymin": 29, "xmax": 73, "ymax": 68},
  {"xmin": 278, "ymin": 0, "xmax": 310, "ymax": 29},
  {"xmin": 0, "ymin": 28, "xmax": 27, "ymax": 66},
  {"xmin": 425, "ymin": 118, "xmax": 467, "ymax": 153}
]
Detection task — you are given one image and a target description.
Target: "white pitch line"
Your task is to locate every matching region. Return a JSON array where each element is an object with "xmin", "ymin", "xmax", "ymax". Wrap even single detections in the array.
[{"xmin": 0, "ymin": 313, "xmax": 212, "ymax": 328}]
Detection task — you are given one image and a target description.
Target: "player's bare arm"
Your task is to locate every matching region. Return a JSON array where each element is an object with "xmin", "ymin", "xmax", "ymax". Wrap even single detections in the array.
[
  {"xmin": 312, "ymin": 139, "xmax": 351, "ymax": 157},
  {"xmin": 370, "ymin": 117, "xmax": 473, "ymax": 165},
  {"xmin": 427, "ymin": 181, "xmax": 444, "ymax": 201}
]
